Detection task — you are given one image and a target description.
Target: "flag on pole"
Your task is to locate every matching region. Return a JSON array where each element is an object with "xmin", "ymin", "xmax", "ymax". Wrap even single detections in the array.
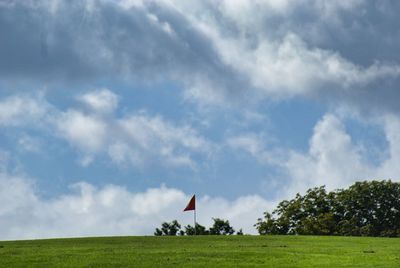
[
  {"xmin": 183, "ymin": 195, "xmax": 195, "ymax": 211},
  {"xmin": 183, "ymin": 195, "xmax": 197, "ymax": 235}
]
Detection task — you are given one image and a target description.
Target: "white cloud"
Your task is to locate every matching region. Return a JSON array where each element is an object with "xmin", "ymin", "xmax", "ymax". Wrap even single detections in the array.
[
  {"xmin": 79, "ymin": 89, "xmax": 119, "ymax": 114},
  {"xmin": 0, "ymin": 172, "xmax": 274, "ymax": 240},
  {"xmin": 375, "ymin": 114, "xmax": 400, "ymax": 178},
  {"xmin": 56, "ymin": 110, "xmax": 108, "ymax": 153},
  {"xmin": 2, "ymin": 1, "xmax": 400, "ymax": 110},
  {"xmin": 199, "ymin": 195, "xmax": 274, "ymax": 232},
  {"xmin": 227, "ymin": 133, "xmax": 285, "ymax": 166},
  {"xmin": 108, "ymin": 113, "xmax": 211, "ymax": 168},
  {"xmin": 283, "ymin": 114, "xmax": 400, "ymax": 197},
  {"xmin": 227, "ymin": 112, "xmax": 400, "ymax": 199},
  {"xmin": 1, "ymin": 90, "xmax": 210, "ymax": 168},
  {"xmin": 0, "ymin": 95, "xmax": 48, "ymax": 127},
  {"xmin": 169, "ymin": 0, "xmax": 399, "ymax": 105},
  {"xmin": 194, "ymin": 22, "xmax": 400, "ymax": 99},
  {"xmin": 0, "ymin": 89, "xmax": 211, "ymax": 169},
  {"xmin": 227, "ymin": 133, "xmax": 273, "ymax": 164},
  {"xmin": 284, "ymin": 114, "xmax": 368, "ymax": 195}
]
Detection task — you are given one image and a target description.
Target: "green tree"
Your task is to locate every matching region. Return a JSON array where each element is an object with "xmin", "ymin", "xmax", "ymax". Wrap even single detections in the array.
[
  {"xmin": 184, "ymin": 223, "xmax": 209, "ymax": 235},
  {"xmin": 255, "ymin": 212, "xmax": 280, "ymax": 235},
  {"xmin": 154, "ymin": 220, "xmax": 181, "ymax": 236},
  {"xmin": 256, "ymin": 180, "xmax": 400, "ymax": 237},
  {"xmin": 335, "ymin": 180, "xmax": 400, "ymax": 237},
  {"xmin": 209, "ymin": 218, "xmax": 235, "ymax": 235}
]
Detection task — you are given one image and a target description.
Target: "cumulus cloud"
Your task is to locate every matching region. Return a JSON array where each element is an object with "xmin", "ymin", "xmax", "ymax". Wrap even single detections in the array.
[
  {"xmin": 284, "ymin": 114, "xmax": 369, "ymax": 194},
  {"xmin": 227, "ymin": 113, "xmax": 400, "ymax": 198},
  {"xmin": 0, "ymin": 172, "xmax": 274, "ymax": 240},
  {"xmin": 1, "ymin": 0, "xmax": 400, "ymax": 110},
  {"xmin": 0, "ymin": 89, "xmax": 211, "ymax": 168},
  {"xmin": 56, "ymin": 110, "xmax": 108, "ymax": 154},
  {"xmin": 283, "ymin": 114, "xmax": 400, "ymax": 196},
  {"xmin": 55, "ymin": 106, "xmax": 211, "ymax": 168}
]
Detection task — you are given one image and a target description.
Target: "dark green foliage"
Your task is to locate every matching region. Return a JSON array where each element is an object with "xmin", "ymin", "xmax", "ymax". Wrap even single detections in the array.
[
  {"xmin": 154, "ymin": 228, "xmax": 163, "ymax": 236},
  {"xmin": 255, "ymin": 180, "xmax": 400, "ymax": 237},
  {"xmin": 154, "ymin": 220, "xmax": 181, "ymax": 236},
  {"xmin": 209, "ymin": 218, "xmax": 235, "ymax": 235},
  {"xmin": 155, "ymin": 218, "xmax": 237, "ymax": 236},
  {"xmin": 255, "ymin": 212, "xmax": 280, "ymax": 235},
  {"xmin": 184, "ymin": 223, "xmax": 209, "ymax": 235}
]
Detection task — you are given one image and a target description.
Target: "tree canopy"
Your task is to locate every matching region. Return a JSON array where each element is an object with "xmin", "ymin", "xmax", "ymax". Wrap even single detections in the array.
[
  {"xmin": 255, "ymin": 180, "xmax": 400, "ymax": 237},
  {"xmin": 209, "ymin": 218, "xmax": 235, "ymax": 235},
  {"xmin": 154, "ymin": 220, "xmax": 181, "ymax": 236},
  {"xmin": 155, "ymin": 218, "xmax": 239, "ymax": 236}
]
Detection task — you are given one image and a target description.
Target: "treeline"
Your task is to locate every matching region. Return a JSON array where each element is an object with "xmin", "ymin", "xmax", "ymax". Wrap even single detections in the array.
[
  {"xmin": 255, "ymin": 180, "xmax": 400, "ymax": 237},
  {"xmin": 154, "ymin": 218, "xmax": 243, "ymax": 236}
]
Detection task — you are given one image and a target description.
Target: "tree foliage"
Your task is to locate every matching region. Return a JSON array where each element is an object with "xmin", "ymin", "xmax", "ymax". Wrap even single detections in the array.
[
  {"xmin": 155, "ymin": 218, "xmax": 237, "ymax": 236},
  {"xmin": 184, "ymin": 223, "xmax": 209, "ymax": 235},
  {"xmin": 255, "ymin": 180, "xmax": 400, "ymax": 237},
  {"xmin": 209, "ymin": 218, "xmax": 235, "ymax": 235},
  {"xmin": 154, "ymin": 220, "xmax": 181, "ymax": 236}
]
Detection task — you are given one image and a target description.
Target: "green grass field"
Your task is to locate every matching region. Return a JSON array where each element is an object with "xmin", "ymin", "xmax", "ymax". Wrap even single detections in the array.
[{"xmin": 1, "ymin": 235, "xmax": 399, "ymax": 267}]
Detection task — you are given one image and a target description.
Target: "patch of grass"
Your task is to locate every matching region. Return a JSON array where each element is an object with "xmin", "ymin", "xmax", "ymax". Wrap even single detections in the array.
[{"xmin": 0, "ymin": 235, "xmax": 399, "ymax": 267}]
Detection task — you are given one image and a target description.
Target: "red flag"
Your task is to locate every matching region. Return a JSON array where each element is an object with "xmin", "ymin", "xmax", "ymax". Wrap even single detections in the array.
[{"xmin": 183, "ymin": 195, "xmax": 195, "ymax": 211}]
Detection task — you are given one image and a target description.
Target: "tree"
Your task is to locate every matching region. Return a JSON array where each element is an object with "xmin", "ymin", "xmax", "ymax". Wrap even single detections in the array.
[
  {"xmin": 154, "ymin": 228, "xmax": 163, "ymax": 236},
  {"xmin": 154, "ymin": 220, "xmax": 181, "ymax": 236},
  {"xmin": 256, "ymin": 180, "xmax": 400, "ymax": 237},
  {"xmin": 335, "ymin": 180, "xmax": 400, "ymax": 237},
  {"xmin": 184, "ymin": 223, "xmax": 209, "ymax": 235},
  {"xmin": 154, "ymin": 219, "xmax": 243, "ymax": 236},
  {"xmin": 255, "ymin": 212, "xmax": 280, "ymax": 235},
  {"xmin": 209, "ymin": 218, "xmax": 235, "ymax": 235},
  {"xmin": 256, "ymin": 187, "xmax": 337, "ymax": 235}
]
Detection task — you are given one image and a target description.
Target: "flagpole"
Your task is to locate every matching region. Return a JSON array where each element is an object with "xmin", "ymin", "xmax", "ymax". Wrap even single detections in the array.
[
  {"xmin": 194, "ymin": 208, "xmax": 197, "ymax": 235},
  {"xmin": 183, "ymin": 194, "xmax": 196, "ymax": 235}
]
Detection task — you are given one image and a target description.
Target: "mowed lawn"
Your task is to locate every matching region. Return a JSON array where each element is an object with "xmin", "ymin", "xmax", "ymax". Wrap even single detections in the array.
[{"xmin": 1, "ymin": 235, "xmax": 400, "ymax": 267}]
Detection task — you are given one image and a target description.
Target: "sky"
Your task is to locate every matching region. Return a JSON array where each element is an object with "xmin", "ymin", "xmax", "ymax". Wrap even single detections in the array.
[{"xmin": 1, "ymin": 0, "xmax": 400, "ymax": 240}]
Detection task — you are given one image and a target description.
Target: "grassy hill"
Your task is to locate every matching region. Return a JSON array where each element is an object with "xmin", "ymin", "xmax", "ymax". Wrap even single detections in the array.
[{"xmin": 1, "ymin": 235, "xmax": 400, "ymax": 267}]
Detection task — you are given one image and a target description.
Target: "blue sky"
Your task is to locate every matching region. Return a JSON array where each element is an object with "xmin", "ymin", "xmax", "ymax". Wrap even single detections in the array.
[{"xmin": 1, "ymin": 0, "xmax": 400, "ymax": 239}]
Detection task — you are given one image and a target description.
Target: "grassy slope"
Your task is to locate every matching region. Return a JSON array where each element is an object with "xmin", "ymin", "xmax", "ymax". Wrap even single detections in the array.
[{"xmin": 0, "ymin": 235, "xmax": 399, "ymax": 267}]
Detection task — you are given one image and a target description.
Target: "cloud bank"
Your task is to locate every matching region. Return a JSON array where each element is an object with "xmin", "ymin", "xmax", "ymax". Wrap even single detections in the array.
[
  {"xmin": 1, "ymin": 0, "xmax": 400, "ymax": 110},
  {"xmin": 0, "ymin": 171, "xmax": 273, "ymax": 240}
]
